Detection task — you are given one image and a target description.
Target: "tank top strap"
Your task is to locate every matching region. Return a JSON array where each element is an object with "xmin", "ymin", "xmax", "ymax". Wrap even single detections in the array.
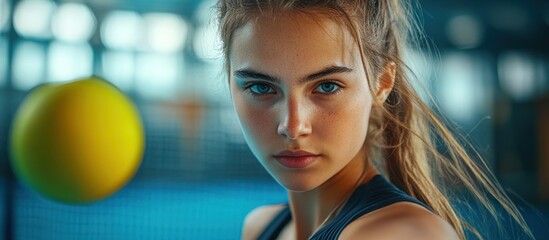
[
  {"xmin": 310, "ymin": 175, "xmax": 432, "ymax": 239},
  {"xmin": 257, "ymin": 175, "xmax": 432, "ymax": 240}
]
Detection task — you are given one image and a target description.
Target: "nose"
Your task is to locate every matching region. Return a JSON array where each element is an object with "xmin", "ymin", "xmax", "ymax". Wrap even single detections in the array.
[{"xmin": 277, "ymin": 96, "xmax": 312, "ymax": 140}]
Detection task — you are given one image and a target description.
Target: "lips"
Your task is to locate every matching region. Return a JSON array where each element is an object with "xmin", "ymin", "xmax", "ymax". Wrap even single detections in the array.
[{"xmin": 273, "ymin": 150, "xmax": 319, "ymax": 168}]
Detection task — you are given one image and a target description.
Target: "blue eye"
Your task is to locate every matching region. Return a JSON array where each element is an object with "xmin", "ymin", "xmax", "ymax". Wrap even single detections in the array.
[
  {"xmin": 315, "ymin": 82, "xmax": 340, "ymax": 94},
  {"xmin": 247, "ymin": 83, "xmax": 275, "ymax": 95}
]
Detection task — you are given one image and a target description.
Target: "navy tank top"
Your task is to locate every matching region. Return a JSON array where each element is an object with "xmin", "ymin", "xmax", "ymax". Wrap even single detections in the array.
[{"xmin": 257, "ymin": 175, "xmax": 432, "ymax": 240}]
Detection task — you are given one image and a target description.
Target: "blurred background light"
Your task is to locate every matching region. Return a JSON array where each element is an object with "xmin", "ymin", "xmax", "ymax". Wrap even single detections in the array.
[
  {"xmin": 446, "ymin": 14, "xmax": 484, "ymax": 49},
  {"xmin": 404, "ymin": 49, "xmax": 433, "ymax": 105},
  {"xmin": 136, "ymin": 53, "xmax": 181, "ymax": 99},
  {"xmin": 47, "ymin": 41, "xmax": 93, "ymax": 82},
  {"xmin": 193, "ymin": 24, "xmax": 222, "ymax": 62},
  {"xmin": 0, "ymin": 0, "xmax": 10, "ymax": 32},
  {"xmin": 12, "ymin": 41, "xmax": 46, "ymax": 90},
  {"xmin": 102, "ymin": 51, "xmax": 136, "ymax": 91},
  {"xmin": 142, "ymin": 13, "xmax": 188, "ymax": 53},
  {"xmin": 498, "ymin": 52, "xmax": 541, "ymax": 101},
  {"xmin": 0, "ymin": 37, "xmax": 6, "ymax": 86},
  {"xmin": 194, "ymin": 0, "xmax": 216, "ymax": 25},
  {"xmin": 193, "ymin": 0, "xmax": 222, "ymax": 61},
  {"xmin": 51, "ymin": 3, "xmax": 96, "ymax": 43},
  {"xmin": 13, "ymin": 0, "xmax": 56, "ymax": 39},
  {"xmin": 438, "ymin": 52, "xmax": 489, "ymax": 123},
  {"xmin": 101, "ymin": 11, "xmax": 143, "ymax": 50},
  {"xmin": 182, "ymin": 62, "xmax": 226, "ymax": 101}
]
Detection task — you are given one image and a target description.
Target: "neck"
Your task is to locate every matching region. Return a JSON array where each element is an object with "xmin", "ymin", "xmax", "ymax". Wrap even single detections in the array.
[{"xmin": 286, "ymin": 157, "xmax": 378, "ymax": 240}]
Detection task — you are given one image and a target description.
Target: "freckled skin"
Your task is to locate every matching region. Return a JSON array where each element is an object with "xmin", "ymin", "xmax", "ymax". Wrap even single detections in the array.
[{"xmin": 229, "ymin": 12, "xmax": 374, "ymax": 192}]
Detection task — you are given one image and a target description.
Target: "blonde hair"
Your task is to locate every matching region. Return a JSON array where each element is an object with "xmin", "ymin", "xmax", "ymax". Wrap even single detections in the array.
[{"xmin": 216, "ymin": 0, "xmax": 533, "ymax": 239}]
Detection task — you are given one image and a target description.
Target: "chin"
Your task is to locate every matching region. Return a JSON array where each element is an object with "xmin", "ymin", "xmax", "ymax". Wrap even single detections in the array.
[{"xmin": 271, "ymin": 172, "xmax": 324, "ymax": 193}]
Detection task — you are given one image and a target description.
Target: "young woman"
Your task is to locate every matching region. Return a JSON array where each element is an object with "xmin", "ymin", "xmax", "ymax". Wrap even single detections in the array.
[{"xmin": 215, "ymin": 0, "xmax": 533, "ymax": 239}]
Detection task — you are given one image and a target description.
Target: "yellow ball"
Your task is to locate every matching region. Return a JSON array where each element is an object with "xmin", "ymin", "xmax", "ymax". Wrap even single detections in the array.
[{"xmin": 10, "ymin": 77, "xmax": 144, "ymax": 204}]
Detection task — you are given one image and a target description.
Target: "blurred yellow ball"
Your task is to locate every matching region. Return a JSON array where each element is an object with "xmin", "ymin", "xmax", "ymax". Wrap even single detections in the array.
[{"xmin": 10, "ymin": 77, "xmax": 144, "ymax": 204}]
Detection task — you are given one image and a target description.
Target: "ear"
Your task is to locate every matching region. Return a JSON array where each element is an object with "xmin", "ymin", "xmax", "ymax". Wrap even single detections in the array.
[{"xmin": 373, "ymin": 61, "xmax": 396, "ymax": 108}]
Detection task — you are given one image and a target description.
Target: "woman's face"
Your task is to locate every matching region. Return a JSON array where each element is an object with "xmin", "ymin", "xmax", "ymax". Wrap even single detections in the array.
[{"xmin": 229, "ymin": 12, "xmax": 374, "ymax": 191}]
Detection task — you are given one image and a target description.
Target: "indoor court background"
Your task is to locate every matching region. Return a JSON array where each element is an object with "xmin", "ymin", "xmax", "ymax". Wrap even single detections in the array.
[{"xmin": 1, "ymin": 0, "xmax": 549, "ymax": 239}]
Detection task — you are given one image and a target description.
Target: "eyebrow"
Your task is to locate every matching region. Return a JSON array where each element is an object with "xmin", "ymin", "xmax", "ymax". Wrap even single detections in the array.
[{"xmin": 234, "ymin": 65, "xmax": 354, "ymax": 83}]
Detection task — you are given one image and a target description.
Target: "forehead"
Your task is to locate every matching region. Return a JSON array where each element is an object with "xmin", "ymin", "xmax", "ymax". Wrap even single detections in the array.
[{"xmin": 230, "ymin": 11, "xmax": 360, "ymax": 79}]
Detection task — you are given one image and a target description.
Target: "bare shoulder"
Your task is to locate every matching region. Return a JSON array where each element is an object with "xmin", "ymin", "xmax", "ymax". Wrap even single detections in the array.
[
  {"xmin": 241, "ymin": 204, "xmax": 287, "ymax": 240},
  {"xmin": 339, "ymin": 202, "xmax": 460, "ymax": 240}
]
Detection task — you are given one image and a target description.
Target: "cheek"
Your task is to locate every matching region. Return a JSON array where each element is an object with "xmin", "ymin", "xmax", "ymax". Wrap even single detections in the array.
[
  {"xmin": 231, "ymin": 95, "xmax": 275, "ymax": 150},
  {"xmin": 321, "ymin": 96, "xmax": 372, "ymax": 150},
  {"xmin": 239, "ymin": 107, "xmax": 271, "ymax": 136}
]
